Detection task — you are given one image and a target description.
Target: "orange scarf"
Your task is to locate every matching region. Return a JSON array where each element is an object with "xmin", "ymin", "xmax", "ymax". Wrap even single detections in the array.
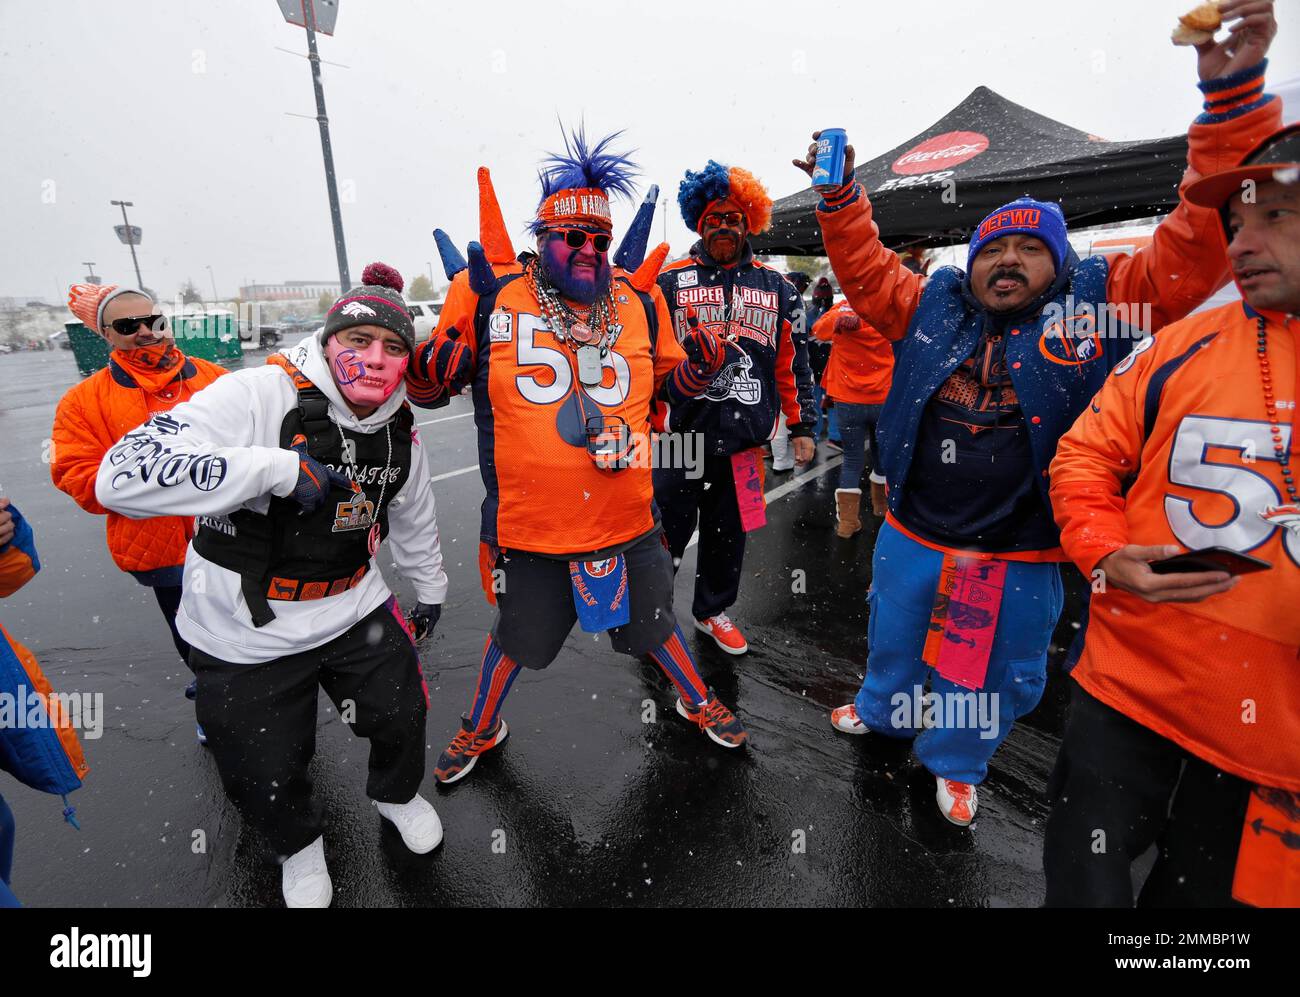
[{"xmin": 112, "ymin": 341, "xmax": 185, "ymax": 395}]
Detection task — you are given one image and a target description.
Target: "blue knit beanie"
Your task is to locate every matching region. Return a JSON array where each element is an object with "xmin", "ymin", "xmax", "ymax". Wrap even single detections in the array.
[{"xmin": 967, "ymin": 198, "xmax": 1068, "ymax": 273}]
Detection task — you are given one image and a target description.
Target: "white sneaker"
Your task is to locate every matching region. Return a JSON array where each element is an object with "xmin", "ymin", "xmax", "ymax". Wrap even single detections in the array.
[
  {"xmin": 375, "ymin": 793, "xmax": 444, "ymax": 854},
  {"xmin": 281, "ymin": 835, "xmax": 332, "ymax": 908},
  {"xmin": 935, "ymin": 776, "xmax": 979, "ymax": 826},
  {"xmin": 830, "ymin": 703, "xmax": 869, "ymax": 734}
]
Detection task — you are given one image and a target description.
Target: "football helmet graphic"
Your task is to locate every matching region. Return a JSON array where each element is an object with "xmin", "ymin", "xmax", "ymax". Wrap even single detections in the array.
[{"xmin": 704, "ymin": 351, "xmax": 762, "ymax": 405}]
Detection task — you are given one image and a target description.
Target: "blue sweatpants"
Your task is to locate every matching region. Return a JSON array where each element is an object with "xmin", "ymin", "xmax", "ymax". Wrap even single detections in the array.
[
  {"xmin": 856, "ymin": 520, "xmax": 1064, "ymax": 785},
  {"xmin": 0, "ymin": 793, "xmax": 18, "ymax": 907}
]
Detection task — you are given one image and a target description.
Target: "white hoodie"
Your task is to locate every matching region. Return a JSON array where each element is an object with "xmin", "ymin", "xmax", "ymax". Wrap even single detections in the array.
[{"xmin": 95, "ymin": 334, "xmax": 449, "ymax": 663}]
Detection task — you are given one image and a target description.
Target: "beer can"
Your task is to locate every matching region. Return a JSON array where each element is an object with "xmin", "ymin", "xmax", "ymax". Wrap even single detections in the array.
[{"xmin": 812, "ymin": 128, "xmax": 847, "ymax": 190}]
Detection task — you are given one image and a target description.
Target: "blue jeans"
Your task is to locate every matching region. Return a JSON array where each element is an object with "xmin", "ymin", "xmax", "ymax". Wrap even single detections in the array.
[
  {"xmin": 0, "ymin": 793, "xmax": 18, "ymax": 907},
  {"xmin": 856, "ymin": 520, "xmax": 1065, "ymax": 784},
  {"xmin": 835, "ymin": 401, "xmax": 882, "ymax": 490}
]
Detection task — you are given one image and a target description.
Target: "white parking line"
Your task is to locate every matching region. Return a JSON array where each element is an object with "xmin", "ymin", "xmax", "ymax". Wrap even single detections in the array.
[
  {"xmin": 429, "ymin": 464, "xmax": 479, "ymax": 483},
  {"xmin": 417, "ymin": 411, "xmax": 474, "ymax": 427}
]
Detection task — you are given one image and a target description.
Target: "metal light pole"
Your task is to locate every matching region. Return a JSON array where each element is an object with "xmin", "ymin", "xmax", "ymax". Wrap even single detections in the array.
[
  {"xmin": 111, "ymin": 200, "xmax": 144, "ymax": 289},
  {"xmin": 304, "ymin": 17, "xmax": 350, "ymax": 291},
  {"xmin": 206, "ymin": 264, "xmax": 219, "ymax": 303},
  {"xmin": 81, "ymin": 262, "xmax": 99, "ymax": 284}
]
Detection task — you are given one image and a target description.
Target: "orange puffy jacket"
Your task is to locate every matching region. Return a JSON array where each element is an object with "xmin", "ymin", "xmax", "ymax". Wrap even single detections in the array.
[
  {"xmin": 50, "ymin": 353, "xmax": 226, "ymax": 577},
  {"xmin": 811, "ymin": 298, "xmax": 895, "ymax": 405}
]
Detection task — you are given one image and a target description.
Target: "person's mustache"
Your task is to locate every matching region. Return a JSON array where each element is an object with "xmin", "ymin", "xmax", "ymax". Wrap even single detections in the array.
[
  {"xmin": 566, "ymin": 250, "xmax": 606, "ymax": 274},
  {"xmin": 988, "ymin": 268, "xmax": 1027, "ymax": 289}
]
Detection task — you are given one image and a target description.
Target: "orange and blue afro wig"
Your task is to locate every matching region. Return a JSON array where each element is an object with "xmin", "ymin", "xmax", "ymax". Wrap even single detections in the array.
[{"xmin": 678, "ymin": 161, "xmax": 772, "ymax": 235}]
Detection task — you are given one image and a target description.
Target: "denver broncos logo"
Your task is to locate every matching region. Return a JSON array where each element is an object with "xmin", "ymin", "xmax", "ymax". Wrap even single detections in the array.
[
  {"xmin": 341, "ymin": 301, "xmax": 377, "ymax": 318},
  {"xmin": 585, "ymin": 558, "xmax": 616, "ymax": 578},
  {"xmin": 1259, "ymin": 504, "xmax": 1300, "ymax": 537},
  {"xmin": 1039, "ymin": 313, "xmax": 1103, "ymax": 366}
]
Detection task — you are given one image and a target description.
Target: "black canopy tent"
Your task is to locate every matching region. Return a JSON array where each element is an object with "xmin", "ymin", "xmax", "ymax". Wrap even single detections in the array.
[{"xmin": 753, "ymin": 86, "xmax": 1188, "ymax": 256}]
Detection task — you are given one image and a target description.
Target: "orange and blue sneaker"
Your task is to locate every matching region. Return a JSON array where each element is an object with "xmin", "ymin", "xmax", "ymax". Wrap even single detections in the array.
[
  {"xmin": 434, "ymin": 717, "xmax": 509, "ymax": 784},
  {"xmin": 675, "ymin": 690, "xmax": 748, "ymax": 748},
  {"xmin": 694, "ymin": 613, "xmax": 748, "ymax": 655}
]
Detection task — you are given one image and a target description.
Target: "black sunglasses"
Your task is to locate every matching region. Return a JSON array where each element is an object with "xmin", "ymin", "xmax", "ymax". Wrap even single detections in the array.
[
  {"xmin": 109, "ymin": 314, "xmax": 167, "ymax": 336},
  {"xmin": 550, "ymin": 228, "xmax": 612, "ymax": 253}
]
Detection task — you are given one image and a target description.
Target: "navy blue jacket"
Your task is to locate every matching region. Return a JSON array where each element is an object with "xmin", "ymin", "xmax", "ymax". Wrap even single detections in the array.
[{"xmin": 657, "ymin": 242, "xmax": 817, "ymax": 456}]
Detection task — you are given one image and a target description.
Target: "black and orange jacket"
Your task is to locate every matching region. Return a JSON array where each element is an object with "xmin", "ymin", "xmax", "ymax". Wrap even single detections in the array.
[{"xmin": 657, "ymin": 242, "xmax": 816, "ymax": 455}]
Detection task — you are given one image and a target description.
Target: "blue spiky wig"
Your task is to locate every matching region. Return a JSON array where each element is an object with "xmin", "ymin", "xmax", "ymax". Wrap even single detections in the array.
[
  {"xmin": 678, "ymin": 160, "xmax": 772, "ymax": 234},
  {"xmin": 528, "ymin": 126, "xmax": 640, "ymax": 235}
]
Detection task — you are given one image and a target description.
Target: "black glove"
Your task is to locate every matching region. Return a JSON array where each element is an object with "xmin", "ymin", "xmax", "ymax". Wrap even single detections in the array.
[
  {"xmin": 407, "ymin": 601, "xmax": 442, "ymax": 641},
  {"xmin": 289, "ymin": 437, "xmax": 355, "ymax": 515}
]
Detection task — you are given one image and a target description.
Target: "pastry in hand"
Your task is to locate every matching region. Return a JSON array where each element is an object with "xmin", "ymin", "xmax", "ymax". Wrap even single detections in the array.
[{"xmin": 1172, "ymin": 1, "xmax": 1222, "ymax": 46}]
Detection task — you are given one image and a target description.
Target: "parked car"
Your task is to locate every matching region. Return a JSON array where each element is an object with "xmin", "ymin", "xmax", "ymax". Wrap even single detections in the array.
[{"xmin": 408, "ymin": 299, "xmax": 444, "ymax": 338}]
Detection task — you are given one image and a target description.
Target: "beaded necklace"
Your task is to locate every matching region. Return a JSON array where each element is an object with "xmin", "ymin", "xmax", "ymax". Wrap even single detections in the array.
[
  {"xmin": 524, "ymin": 258, "xmax": 622, "ymax": 352},
  {"xmin": 1255, "ymin": 315, "xmax": 1300, "ymax": 540}
]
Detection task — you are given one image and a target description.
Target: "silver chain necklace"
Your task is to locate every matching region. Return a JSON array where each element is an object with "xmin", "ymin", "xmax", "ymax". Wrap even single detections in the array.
[{"xmin": 526, "ymin": 259, "xmax": 623, "ymax": 386}]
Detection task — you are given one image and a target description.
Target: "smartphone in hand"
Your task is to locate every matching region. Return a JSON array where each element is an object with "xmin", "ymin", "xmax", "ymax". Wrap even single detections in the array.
[{"xmin": 1149, "ymin": 547, "xmax": 1272, "ymax": 576}]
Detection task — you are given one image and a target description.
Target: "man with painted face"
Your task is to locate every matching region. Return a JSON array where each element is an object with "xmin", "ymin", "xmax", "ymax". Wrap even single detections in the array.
[
  {"xmin": 52, "ymin": 283, "xmax": 226, "ymax": 742},
  {"xmin": 413, "ymin": 130, "xmax": 749, "ymax": 786},
  {"xmin": 794, "ymin": 0, "xmax": 1281, "ymax": 826},
  {"xmin": 655, "ymin": 162, "xmax": 817, "ymax": 655},
  {"xmin": 94, "ymin": 263, "xmax": 449, "ymax": 908}
]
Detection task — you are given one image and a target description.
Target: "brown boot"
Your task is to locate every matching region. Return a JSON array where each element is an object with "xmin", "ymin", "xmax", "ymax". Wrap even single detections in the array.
[
  {"xmin": 869, "ymin": 480, "xmax": 888, "ymax": 517},
  {"xmin": 835, "ymin": 488, "xmax": 862, "ymax": 538}
]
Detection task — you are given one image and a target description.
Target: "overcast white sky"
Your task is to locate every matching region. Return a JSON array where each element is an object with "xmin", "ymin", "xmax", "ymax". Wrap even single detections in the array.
[{"xmin": 1, "ymin": 0, "xmax": 1296, "ymax": 302}]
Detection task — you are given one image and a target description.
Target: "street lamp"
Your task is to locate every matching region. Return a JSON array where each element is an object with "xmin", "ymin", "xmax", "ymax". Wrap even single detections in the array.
[
  {"xmin": 110, "ymin": 200, "xmax": 144, "ymax": 290},
  {"xmin": 206, "ymin": 265, "xmax": 219, "ymax": 304}
]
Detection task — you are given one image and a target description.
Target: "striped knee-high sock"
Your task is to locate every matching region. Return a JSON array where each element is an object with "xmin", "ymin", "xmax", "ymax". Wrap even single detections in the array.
[
  {"xmin": 467, "ymin": 636, "xmax": 522, "ymax": 732},
  {"xmin": 648, "ymin": 624, "xmax": 710, "ymax": 707}
]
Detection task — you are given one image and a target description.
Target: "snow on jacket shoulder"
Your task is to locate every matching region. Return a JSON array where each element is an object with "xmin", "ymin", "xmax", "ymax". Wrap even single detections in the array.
[{"xmin": 50, "ymin": 353, "xmax": 225, "ymax": 579}]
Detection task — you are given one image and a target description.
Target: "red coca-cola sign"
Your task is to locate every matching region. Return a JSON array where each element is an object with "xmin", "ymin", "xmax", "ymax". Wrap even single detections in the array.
[{"xmin": 891, "ymin": 131, "xmax": 989, "ymax": 175}]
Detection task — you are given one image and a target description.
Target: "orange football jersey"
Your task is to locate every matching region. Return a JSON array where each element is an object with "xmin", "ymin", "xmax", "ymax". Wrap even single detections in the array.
[
  {"xmin": 436, "ymin": 270, "xmax": 684, "ymax": 556},
  {"xmin": 1051, "ymin": 302, "xmax": 1300, "ymax": 791}
]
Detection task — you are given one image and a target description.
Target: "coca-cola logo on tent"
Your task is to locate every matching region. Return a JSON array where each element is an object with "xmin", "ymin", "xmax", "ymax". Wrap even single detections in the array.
[{"xmin": 891, "ymin": 131, "xmax": 989, "ymax": 176}]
